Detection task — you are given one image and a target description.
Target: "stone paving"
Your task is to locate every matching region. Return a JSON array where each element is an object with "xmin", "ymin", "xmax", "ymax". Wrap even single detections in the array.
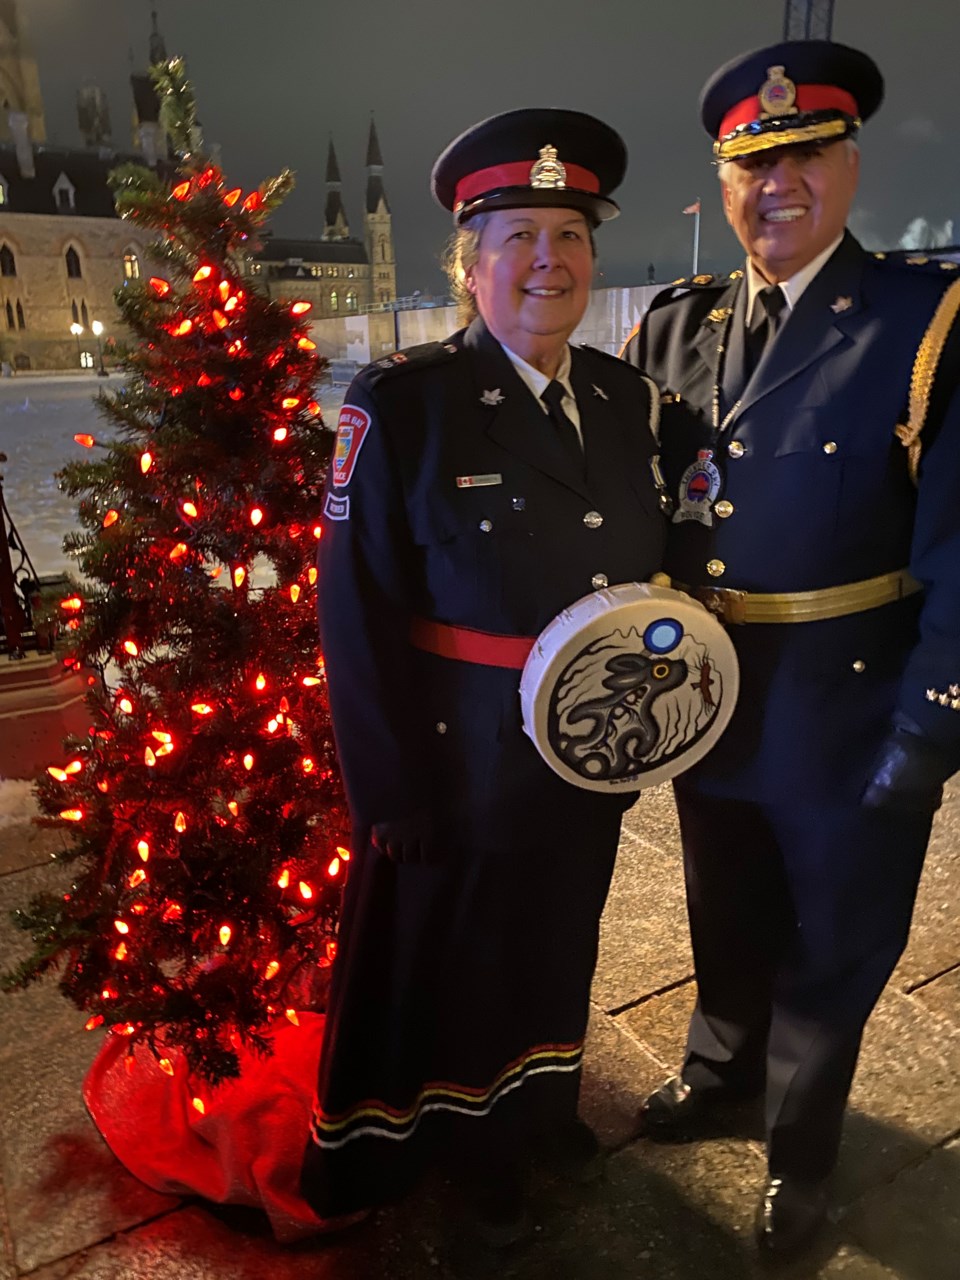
[{"xmin": 0, "ymin": 777, "xmax": 957, "ymax": 1280}]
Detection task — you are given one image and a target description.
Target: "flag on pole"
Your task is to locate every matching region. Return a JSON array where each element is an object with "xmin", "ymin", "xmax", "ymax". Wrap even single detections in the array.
[{"xmin": 683, "ymin": 200, "xmax": 701, "ymax": 215}]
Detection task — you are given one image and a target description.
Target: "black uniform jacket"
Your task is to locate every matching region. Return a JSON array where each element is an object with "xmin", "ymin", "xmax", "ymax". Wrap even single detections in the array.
[
  {"xmin": 318, "ymin": 317, "xmax": 667, "ymax": 844},
  {"xmin": 623, "ymin": 233, "xmax": 960, "ymax": 804}
]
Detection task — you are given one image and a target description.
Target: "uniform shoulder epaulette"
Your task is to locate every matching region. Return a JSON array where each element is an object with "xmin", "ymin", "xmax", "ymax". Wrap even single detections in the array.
[
  {"xmin": 645, "ymin": 270, "xmax": 738, "ymax": 315},
  {"xmin": 872, "ymin": 251, "xmax": 960, "ymax": 276},
  {"xmin": 357, "ymin": 340, "xmax": 458, "ymax": 388}
]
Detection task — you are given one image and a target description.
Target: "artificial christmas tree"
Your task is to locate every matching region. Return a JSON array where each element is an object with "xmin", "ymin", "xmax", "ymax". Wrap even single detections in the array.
[{"xmin": 3, "ymin": 59, "xmax": 349, "ymax": 1236}]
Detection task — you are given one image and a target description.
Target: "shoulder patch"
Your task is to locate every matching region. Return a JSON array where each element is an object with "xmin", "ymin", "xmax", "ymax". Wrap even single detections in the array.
[
  {"xmin": 331, "ymin": 404, "xmax": 371, "ymax": 487},
  {"xmin": 355, "ymin": 340, "xmax": 457, "ymax": 389}
]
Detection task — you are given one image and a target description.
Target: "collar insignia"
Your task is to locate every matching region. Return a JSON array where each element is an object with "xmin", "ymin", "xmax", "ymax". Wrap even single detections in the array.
[
  {"xmin": 480, "ymin": 388, "xmax": 505, "ymax": 406},
  {"xmin": 707, "ymin": 306, "xmax": 733, "ymax": 323},
  {"xmin": 592, "ymin": 384, "xmax": 608, "ymax": 400},
  {"xmin": 830, "ymin": 295, "xmax": 853, "ymax": 314}
]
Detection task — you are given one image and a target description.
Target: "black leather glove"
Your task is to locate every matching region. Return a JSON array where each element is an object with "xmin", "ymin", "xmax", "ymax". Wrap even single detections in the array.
[
  {"xmin": 370, "ymin": 812, "xmax": 443, "ymax": 865},
  {"xmin": 861, "ymin": 727, "xmax": 948, "ymax": 813}
]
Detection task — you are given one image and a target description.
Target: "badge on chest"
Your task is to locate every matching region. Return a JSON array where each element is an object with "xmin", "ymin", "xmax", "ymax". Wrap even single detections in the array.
[{"xmin": 673, "ymin": 449, "xmax": 722, "ymax": 526}]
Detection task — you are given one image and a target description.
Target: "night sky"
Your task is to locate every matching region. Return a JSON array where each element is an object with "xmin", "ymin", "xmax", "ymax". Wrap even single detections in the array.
[{"xmin": 23, "ymin": 0, "xmax": 960, "ymax": 294}]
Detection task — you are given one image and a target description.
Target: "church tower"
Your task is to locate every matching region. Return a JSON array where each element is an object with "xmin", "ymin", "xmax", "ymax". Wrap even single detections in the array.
[
  {"xmin": 363, "ymin": 116, "xmax": 396, "ymax": 304},
  {"xmin": 322, "ymin": 137, "xmax": 350, "ymax": 241},
  {"xmin": 0, "ymin": 0, "xmax": 46, "ymax": 142}
]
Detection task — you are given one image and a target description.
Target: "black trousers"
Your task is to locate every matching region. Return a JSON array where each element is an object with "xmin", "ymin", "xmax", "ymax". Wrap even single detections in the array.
[{"xmin": 674, "ymin": 786, "xmax": 933, "ymax": 1181}]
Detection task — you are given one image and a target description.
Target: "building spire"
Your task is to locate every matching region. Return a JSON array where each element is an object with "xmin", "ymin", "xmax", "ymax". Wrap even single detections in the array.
[
  {"xmin": 149, "ymin": 8, "xmax": 167, "ymax": 64},
  {"xmin": 365, "ymin": 115, "xmax": 389, "ymax": 214},
  {"xmin": 326, "ymin": 134, "xmax": 342, "ymax": 185},
  {"xmin": 323, "ymin": 134, "xmax": 349, "ymax": 241},
  {"xmin": 366, "ymin": 114, "xmax": 383, "ymax": 170}
]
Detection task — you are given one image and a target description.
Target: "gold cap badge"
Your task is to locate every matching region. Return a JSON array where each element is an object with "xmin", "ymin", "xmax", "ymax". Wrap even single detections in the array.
[
  {"xmin": 529, "ymin": 144, "xmax": 567, "ymax": 189},
  {"xmin": 758, "ymin": 65, "xmax": 798, "ymax": 118}
]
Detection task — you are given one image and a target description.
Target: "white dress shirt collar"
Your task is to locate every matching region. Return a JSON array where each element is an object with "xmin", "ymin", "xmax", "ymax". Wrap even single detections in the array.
[{"xmin": 744, "ymin": 233, "xmax": 844, "ymax": 325}]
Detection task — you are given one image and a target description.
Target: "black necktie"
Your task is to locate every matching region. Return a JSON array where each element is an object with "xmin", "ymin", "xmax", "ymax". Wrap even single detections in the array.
[
  {"xmin": 541, "ymin": 380, "xmax": 583, "ymax": 468},
  {"xmin": 744, "ymin": 284, "xmax": 787, "ymax": 383}
]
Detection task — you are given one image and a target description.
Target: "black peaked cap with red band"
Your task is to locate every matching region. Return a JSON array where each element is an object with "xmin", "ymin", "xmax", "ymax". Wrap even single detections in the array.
[
  {"xmin": 701, "ymin": 40, "xmax": 884, "ymax": 162},
  {"xmin": 431, "ymin": 108, "xmax": 626, "ymax": 226}
]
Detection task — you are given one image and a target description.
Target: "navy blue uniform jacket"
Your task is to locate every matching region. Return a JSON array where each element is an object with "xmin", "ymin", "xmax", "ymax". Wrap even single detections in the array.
[
  {"xmin": 623, "ymin": 234, "xmax": 960, "ymax": 804},
  {"xmin": 318, "ymin": 316, "xmax": 667, "ymax": 845}
]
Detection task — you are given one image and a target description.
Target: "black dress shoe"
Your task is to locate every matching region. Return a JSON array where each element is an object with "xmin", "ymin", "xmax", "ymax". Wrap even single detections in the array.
[
  {"xmin": 461, "ymin": 1156, "xmax": 533, "ymax": 1248},
  {"xmin": 754, "ymin": 1175, "xmax": 829, "ymax": 1257},
  {"xmin": 637, "ymin": 1074, "xmax": 758, "ymax": 1141}
]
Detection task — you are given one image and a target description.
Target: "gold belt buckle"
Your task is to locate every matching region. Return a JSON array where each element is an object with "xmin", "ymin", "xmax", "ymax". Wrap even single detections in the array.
[{"xmin": 697, "ymin": 586, "xmax": 748, "ymax": 625}]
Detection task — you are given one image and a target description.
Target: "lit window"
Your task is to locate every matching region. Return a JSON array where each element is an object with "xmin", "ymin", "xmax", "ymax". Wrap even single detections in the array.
[
  {"xmin": 345, "ymin": 290, "xmax": 357, "ymax": 312},
  {"xmin": 80, "ymin": 351, "xmax": 94, "ymax": 368},
  {"xmin": 329, "ymin": 290, "xmax": 338, "ymax": 312},
  {"xmin": 123, "ymin": 253, "xmax": 140, "ymax": 280}
]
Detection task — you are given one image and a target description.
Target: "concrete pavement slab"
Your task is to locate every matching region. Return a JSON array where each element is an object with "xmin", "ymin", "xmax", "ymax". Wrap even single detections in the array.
[
  {"xmin": 891, "ymin": 781, "xmax": 960, "ymax": 993},
  {"xmin": 0, "ymin": 861, "xmax": 89, "ymax": 1058},
  {"xmin": 0, "ymin": 817, "xmax": 66, "ymax": 877},
  {"xmin": 0, "ymin": 1028, "xmax": 176, "ymax": 1273},
  {"xmin": 594, "ymin": 825, "xmax": 692, "ymax": 1013},
  {"xmin": 617, "ymin": 978, "xmax": 697, "ymax": 1071},
  {"xmin": 841, "ymin": 1136, "xmax": 960, "ymax": 1280},
  {"xmin": 912, "ymin": 964, "xmax": 960, "ymax": 1028},
  {"xmin": 580, "ymin": 1005, "xmax": 667, "ymax": 1148}
]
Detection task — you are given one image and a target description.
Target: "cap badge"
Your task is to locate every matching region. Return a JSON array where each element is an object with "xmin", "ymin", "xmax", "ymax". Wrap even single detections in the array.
[
  {"xmin": 529, "ymin": 144, "xmax": 567, "ymax": 189},
  {"xmin": 758, "ymin": 65, "xmax": 798, "ymax": 118}
]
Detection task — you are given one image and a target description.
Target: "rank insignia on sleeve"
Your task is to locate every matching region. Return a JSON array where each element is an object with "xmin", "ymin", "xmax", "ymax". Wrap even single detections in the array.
[
  {"xmin": 323, "ymin": 492, "xmax": 350, "ymax": 521},
  {"xmin": 673, "ymin": 448, "xmax": 722, "ymax": 527},
  {"xmin": 331, "ymin": 404, "xmax": 371, "ymax": 488}
]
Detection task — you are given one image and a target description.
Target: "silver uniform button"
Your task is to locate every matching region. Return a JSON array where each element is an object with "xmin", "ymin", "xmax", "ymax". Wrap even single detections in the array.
[
  {"xmin": 706, "ymin": 558, "xmax": 726, "ymax": 578},
  {"xmin": 727, "ymin": 440, "xmax": 745, "ymax": 458},
  {"xmin": 583, "ymin": 510, "xmax": 604, "ymax": 529},
  {"xmin": 714, "ymin": 500, "xmax": 734, "ymax": 518},
  {"xmin": 479, "ymin": 519, "xmax": 493, "ymax": 532},
  {"xmin": 591, "ymin": 573, "xmax": 609, "ymax": 589},
  {"xmin": 436, "ymin": 721, "xmax": 447, "ymax": 733},
  {"xmin": 822, "ymin": 441, "xmax": 838, "ymax": 454},
  {"xmin": 852, "ymin": 660, "xmax": 866, "ymax": 673}
]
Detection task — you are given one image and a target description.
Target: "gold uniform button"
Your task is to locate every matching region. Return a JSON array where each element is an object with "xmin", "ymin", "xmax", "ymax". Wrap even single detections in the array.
[
  {"xmin": 436, "ymin": 721, "xmax": 448, "ymax": 733},
  {"xmin": 822, "ymin": 441, "xmax": 838, "ymax": 454},
  {"xmin": 727, "ymin": 440, "xmax": 745, "ymax": 458},
  {"xmin": 591, "ymin": 573, "xmax": 608, "ymax": 589},
  {"xmin": 714, "ymin": 500, "xmax": 734, "ymax": 518},
  {"xmin": 852, "ymin": 660, "xmax": 866, "ymax": 673},
  {"xmin": 706, "ymin": 559, "xmax": 726, "ymax": 578}
]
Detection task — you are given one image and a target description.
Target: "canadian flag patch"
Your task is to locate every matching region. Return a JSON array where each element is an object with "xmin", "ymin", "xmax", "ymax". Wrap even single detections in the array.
[{"xmin": 332, "ymin": 405, "xmax": 371, "ymax": 488}]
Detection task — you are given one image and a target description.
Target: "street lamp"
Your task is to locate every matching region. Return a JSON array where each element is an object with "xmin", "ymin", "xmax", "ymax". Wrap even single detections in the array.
[
  {"xmin": 69, "ymin": 321, "xmax": 83, "ymax": 369},
  {"xmin": 90, "ymin": 320, "xmax": 108, "ymax": 377}
]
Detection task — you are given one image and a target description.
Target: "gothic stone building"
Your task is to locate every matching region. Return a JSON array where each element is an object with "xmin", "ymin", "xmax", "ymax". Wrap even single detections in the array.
[{"xmin": 0, "ymin": 5, "xmax": 396, "ymax": 370}]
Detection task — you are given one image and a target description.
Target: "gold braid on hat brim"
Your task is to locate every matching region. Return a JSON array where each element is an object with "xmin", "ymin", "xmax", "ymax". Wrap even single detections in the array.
[{"xmin": 714, "ymin": 115, "xmax": 860, "ymax": 162}]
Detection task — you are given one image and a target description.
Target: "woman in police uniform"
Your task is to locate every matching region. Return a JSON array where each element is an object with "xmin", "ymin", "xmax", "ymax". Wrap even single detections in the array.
[{"xmin": 301, "ymin": 108, "xmax": 665, "ymax": 1239}]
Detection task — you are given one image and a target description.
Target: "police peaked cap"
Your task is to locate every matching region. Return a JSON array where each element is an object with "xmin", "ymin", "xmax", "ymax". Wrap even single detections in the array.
[
  {"xmin": 431, "ymin": 107, "xmax": 626, "ymax": 225},
  {"xmin": 701, "ymin": 39, "xmax": 884, "ymax": 162}
]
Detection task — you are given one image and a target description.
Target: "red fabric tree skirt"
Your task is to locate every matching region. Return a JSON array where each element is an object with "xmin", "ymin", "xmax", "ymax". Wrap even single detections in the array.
[{"xmin": 83, "ymin": 1013, "xmax": 330, "ymax": 1241}]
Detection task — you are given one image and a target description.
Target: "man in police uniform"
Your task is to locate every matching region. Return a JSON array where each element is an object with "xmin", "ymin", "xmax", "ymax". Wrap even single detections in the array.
[{"xmin": 622, "ymin": 40, "xmax": 960, "ymax": 1256}]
